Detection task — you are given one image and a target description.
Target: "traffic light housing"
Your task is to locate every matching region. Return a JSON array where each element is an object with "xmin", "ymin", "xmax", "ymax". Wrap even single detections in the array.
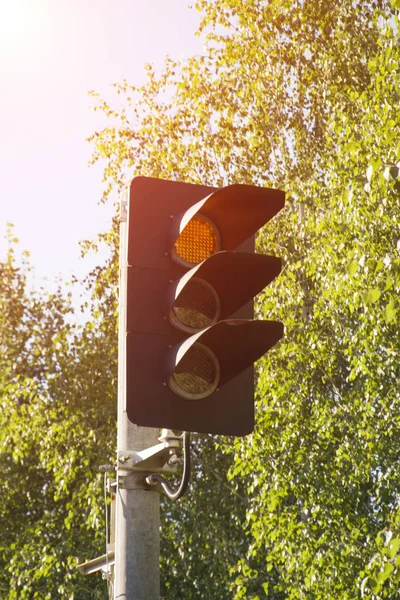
[{"xmin": 126, "ymin": 177, "xmax": 284, "ymax": 435}]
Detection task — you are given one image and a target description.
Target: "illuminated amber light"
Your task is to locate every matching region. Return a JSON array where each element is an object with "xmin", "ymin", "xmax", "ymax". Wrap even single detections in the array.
[{"xmin": 172, "ymin": 215, "xmax": 220, "ymax": 267}]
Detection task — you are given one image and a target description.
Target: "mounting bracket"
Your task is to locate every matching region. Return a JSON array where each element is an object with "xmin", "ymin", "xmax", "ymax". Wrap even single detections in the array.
[{"xmin": 117, "ymin": 429, "xmax": 181, "ymax": 474}]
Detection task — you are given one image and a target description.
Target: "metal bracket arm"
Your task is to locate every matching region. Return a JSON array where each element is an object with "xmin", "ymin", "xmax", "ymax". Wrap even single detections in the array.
[
  {"xmin": 117, "ymin": 431, "xmax": 181, "ymax": 474},
  {"xmin": 77, "ymin": 548, "xmax": 115, "ymax": 576}
]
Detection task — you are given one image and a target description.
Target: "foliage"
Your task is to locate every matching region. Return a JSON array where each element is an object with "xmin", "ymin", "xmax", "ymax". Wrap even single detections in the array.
[
  {"xmin": 238, "ymin": 19, "xmax": 400, "ymax": 597},
  {"xmin": 2, "ymin": 0, "xmax": 399, "ymax": 597},
  {"xmin": 87, "ymin": 0, "xmax": 400, "ymax": 597},
  {"xmin": 0, "ymin": 230, "xmax": 116, "ymax": 598},
  {"xmin": 160, "ymin": 435, "xmax": 250, "ymax": 599}
]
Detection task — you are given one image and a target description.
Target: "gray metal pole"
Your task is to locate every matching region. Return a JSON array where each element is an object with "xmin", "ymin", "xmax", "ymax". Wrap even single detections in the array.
[{"xmin": 115, "ymin": 189, "xmax": 160, "ymax": 600}]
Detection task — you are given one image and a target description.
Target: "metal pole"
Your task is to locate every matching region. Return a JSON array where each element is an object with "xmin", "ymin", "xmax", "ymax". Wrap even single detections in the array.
[{"xmin": 115, "ymin": 189, "xmax": 160, "ymax": 599}]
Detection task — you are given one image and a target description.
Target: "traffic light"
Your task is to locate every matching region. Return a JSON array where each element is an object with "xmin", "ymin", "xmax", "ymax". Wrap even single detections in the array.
[{"xmin": 126, "ymin": 177, "xmax": 284, "ymax": 435}]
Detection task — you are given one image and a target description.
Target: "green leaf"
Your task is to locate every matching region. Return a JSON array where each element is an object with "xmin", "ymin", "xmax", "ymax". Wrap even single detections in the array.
[
  {"xmin": 384, "ymin": 299, "xmax": 397, "ymax": 323},
  {"xmin": 348, "ymin": 260, "xmax": 360, "ymax": 277},
  {"xmin": 389, "ymin": 538, "xmax": 400, "ymax": 559},
  {"xmin": 377, "ymin": 562, "xmax": 394, "ymax": 584},
  {"xmin": 362, "ymin": 288, "xmax": 381, "ymax": 304}
]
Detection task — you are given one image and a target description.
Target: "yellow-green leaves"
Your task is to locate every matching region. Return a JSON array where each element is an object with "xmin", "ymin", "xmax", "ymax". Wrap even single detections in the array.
[
  {"xmin": 384, "ymin": 299, "xmax": 397, "ymax": 323},
  {"xmin": 362, "ymin": 288, "xmax": 381, "ymax": 304},
  {"xmin": 348, "ymin": 260, "xmax": 360, "ymax": 277},
  {"xmin": 85, "ymin": 0, "xmax": 400, "ymax": 598}
]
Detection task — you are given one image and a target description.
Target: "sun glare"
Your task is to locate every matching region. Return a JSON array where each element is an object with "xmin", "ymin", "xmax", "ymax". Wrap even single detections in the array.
[{"xmin": 0, "ymin": 0, "xmax": 42, "ymax": 51}]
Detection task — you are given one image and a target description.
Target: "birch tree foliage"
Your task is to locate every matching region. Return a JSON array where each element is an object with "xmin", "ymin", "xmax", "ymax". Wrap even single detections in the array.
[
  {"xmin": 0, "ymin": 231, "xmax": 116, "ymax": 599},
  {"xmin": 87, "ymin": 0, "xmax": 400, "ymax": 597},
  {"xmin": 1, "ymin": 0, "xmax": 397, "ymax": 597},
  {"xmin": 88, "ymin": 0, "xmax": 386, "ymax": 195},
  {"xmin": 234, "ymin": 20, "xmax": 400, "ymax": 599}
]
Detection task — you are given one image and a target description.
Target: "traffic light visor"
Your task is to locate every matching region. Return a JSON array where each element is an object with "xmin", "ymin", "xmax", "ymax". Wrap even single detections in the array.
[
  {"xmin": 167, "ymin": 252, "xmax": 281, "ymax": 332},
  {"xmin": 167, "ymin": 319, "xmax": 283, "ymax": 392},
  {"xmin": 167, "ymin": 184, "xmax": 284, "ymax": 260}
]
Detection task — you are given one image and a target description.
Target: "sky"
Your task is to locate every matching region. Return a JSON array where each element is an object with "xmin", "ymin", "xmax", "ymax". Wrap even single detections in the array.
[{"xmin": 0, "ymin": 0, "xmax": 203, "ymax": 293}]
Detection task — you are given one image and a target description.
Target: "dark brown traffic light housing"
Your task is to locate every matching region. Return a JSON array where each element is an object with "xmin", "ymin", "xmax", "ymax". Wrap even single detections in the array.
[{"xmin": 126, "ymin": 177, "xmax": 284, "ymax": 435}]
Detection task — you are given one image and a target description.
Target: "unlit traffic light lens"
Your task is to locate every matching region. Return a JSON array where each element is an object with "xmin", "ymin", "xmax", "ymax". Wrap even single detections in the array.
[
  {"xmin": 169, "ymin": 278, "xmax": 220, "ymax": 333},
  {"xmin": 171, "ymin": 215, "xmax": 220, "ymax": 267},
  {"xmin": 168, "ymin": 343, "xmax": 220, "ymax": 400}
]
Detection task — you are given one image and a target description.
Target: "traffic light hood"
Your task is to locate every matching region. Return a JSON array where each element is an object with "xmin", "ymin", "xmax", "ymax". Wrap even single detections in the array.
[
  {"xmin": 166, "ymin": 320, "xmax": 284, "ymax": 389},
  {"xmin": 168, "ymin": 184, "xmax": 285, "ymax": 255},
  {"xmin": 167, "ymin": 251, "xmax": 281, "ymax": 331}
]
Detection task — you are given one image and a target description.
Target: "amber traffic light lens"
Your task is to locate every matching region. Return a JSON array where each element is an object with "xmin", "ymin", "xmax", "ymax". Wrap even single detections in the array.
[
  {"xmin": 170, "ymin": 278, "xmax": 220, "ymax": 333},
  {"xmin": 168, "ymin": 343, "xmax": 220, "ymax": 400},
  {"xmin": 171, "ymin": 215, "xmax": 220, "ymax": 267}
]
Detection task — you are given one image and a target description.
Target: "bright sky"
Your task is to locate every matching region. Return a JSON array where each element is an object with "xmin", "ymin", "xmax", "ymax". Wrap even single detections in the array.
[{"xmin": 0, "ymin": 0, "xmax": 203, "ymax": 291}]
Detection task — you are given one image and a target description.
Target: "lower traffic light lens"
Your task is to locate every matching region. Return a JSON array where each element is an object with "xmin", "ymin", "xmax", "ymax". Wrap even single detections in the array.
[
  {"xmin": 170, "ymin": 278, "xmax": 220, "ymax": 333},
  {"xmin": 168, "ymin": 343, "xmax": 220, "ymax": 400},
  {"xmin": 171, "ymin": 214, "xmax": 220, "ymax": 267}
]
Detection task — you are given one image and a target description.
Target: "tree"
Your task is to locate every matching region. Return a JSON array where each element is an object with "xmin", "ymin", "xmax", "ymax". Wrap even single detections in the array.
[
  {"xmin": 234, "ymin": 19, "xmax": 400, "ymax": 598},
  {"xmin": 87, "ymin": 0, "xmax": 400, "ymax": 598},
  {"xmin": 0, "ymin": 230, "xmax": 116, "ymax": 599},
  {"xmin": 2, "ymin": 0, "xmax": 399, "ymax": 597}
]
